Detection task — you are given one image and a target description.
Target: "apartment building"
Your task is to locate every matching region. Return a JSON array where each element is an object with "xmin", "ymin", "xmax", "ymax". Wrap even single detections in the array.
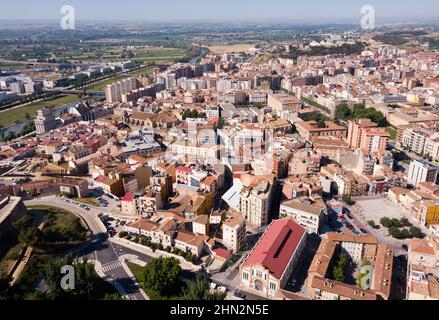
[
  {"xmin": 222, "ymin": 210, "xmax": 246, "ymax": 253},
  {"xmin": 34, "ymin": 108, "xmax": 57, "ymax": 135},
  {"xmin": 279, "ymin": 199, "xmax": 325, "ymax": 234},
  {"xmin": 239, "ymin": 177, "xmax": 274, "ymax": 227},
  {"xmin": 346, "ymin": 119, "xmax": 378, "ymax": 149},
  {"xmin": 407, "ymin": 160, "xmax": 439, "ymax": 187},
  {"xmin": 134, "ymin": 185, "xmax": 164, "ymax": 217},
  {"xmin": 267, "ymin": 93, "xmax": 301, "ymax": 120}
]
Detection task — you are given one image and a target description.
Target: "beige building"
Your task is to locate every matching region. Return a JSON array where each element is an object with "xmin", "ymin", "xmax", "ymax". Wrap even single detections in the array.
[
  {"xmin": 279, "ymin": 200, "xmax": 325, "ymax": 234},
  {"xmin": 222, "ymin": 210, "xmax": 246, "ymax": 253},
  {"xmin": 239, "ymin": 177, "xmax": 274, "ymax": 227},
  {"xmin": 308, "ymin": 233, "xmax": 393, "ymax": 300},
  {"xmin": 295, "ymin": 121, "xmax": 347, "ymax": 141}
]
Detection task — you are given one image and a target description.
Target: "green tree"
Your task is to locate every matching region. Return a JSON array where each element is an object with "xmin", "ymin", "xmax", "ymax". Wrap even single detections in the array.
[
  {"xmin": 400, "ymin": 218, "xmax": 412, "ymax": 227},
  {"xmin": 141, "ymin": 257, "xmax": 182, "ymax": 296},
  {"xmin": 25, "ymin": 112, "xmax": 31, "ymax": 119},
  {"xmin": 332, "ymin": 253, "xmax": 349, "ymax": 282},
  {"xmin": 103, "ymin": 293, "xmax": 124, "ymax": 300},
  {"xmin": 334, "ymin": 103, "xmax": 352, "ymax": 121},
  {"xmin": 380, "ymin": 217, "xmax": 392, "ymax": 228},
  {"xmin": 390, "ymin": 218, "xmax": 402, "ymax": 228},
  {"xmin": 74, "ymin": 259, "xmax": 102, "ymax": 300},
  {"xmin": 183, "ymin": 276, "xmax": 226, "ymax": 300},
  {"xmin": 18, "ymin": 227, "xmax": 40, "ymax": 246},
  {"xmin": 388, "ymin": 226, "xmax": 402, "ymax": 239},
  {"xmin": 12, "ymin": 215, "xmax": 34, "ymax": 230},
  {"xmin": 367, "ymin": 220, "xmax": 378, "ymax": 229},
  {"xmin": 333, "ymin": 266, "xmax": 345, "ymax": 282},
  {"xmin": 42, "ymin": 256, "xmax": 74, "ymax": 300},
  {"xmin": 342, "ymin": 195, "xmax": 353, "ymax": 205},
  {"xmin": 409, "ymin": 227, "xmax": 424, "ymax": 239}
]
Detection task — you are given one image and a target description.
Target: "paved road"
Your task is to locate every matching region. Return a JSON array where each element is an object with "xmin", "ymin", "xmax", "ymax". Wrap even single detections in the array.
[{"xmin": 25, "ymin": 196, "xmax": 146, "ymax": 300}]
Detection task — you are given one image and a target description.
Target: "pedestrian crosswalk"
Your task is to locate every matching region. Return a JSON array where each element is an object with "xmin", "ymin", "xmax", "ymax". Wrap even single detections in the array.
[
  {"xmin": 102, "ymin": 261, "xmax": 123, "ymax": 273},
  {"xmin": 212, "ymin": 275, "xmax": 236, "ymax": 289}
]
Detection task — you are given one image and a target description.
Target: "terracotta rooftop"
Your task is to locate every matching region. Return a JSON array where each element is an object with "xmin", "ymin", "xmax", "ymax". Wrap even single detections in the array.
[{"xmin": 243, "ymin": 219, "xmax": 306, "ymax": 279}]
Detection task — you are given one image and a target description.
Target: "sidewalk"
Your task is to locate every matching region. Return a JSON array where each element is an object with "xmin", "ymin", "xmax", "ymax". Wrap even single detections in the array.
[
  {"xmin": 90, "ymin": 259, "xmax": 130, "ymax": 300},
  {"xmin": 119, "ymin": 259, "xmax": 150, "ymax": 300}
]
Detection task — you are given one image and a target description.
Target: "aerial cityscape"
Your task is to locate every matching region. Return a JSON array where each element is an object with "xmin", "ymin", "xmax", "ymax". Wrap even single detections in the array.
[{"xmin": 1, "ymin": 0, "xmax": 439, "ymax": 305}]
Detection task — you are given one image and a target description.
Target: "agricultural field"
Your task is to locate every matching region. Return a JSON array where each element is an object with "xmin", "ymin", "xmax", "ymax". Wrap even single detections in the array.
[
  {"xmin": 0, "ymin": 94, "xmax": 78, "ymax": 127},
  {"xmin": 130, "ymin": 48, "xmax": 187, "ymax": 63},
  {"xmin": 207, "ymin": 44, "xmax": 256, "ymax": 54}
]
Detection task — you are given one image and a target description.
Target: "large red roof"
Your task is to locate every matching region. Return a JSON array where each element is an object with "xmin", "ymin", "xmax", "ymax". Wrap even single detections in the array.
[
  {"xmin": 243, "ymin": 219, "xmax": 305, "ymax": 279},
  {"xmin": 123, "ymin": 193, "xmax": 135, "ymax": 202}
]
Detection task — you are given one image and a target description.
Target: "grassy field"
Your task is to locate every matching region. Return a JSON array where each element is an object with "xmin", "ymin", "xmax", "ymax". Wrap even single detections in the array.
[
  {"xmin": 0, "ymin": 94, "xmax": 78, "ymax": 127},
  {"xmin": 386, "ymin": 127, "xmax": 397, "ymax": 140},
  {"xmin": 131, "ymin": 48, "xmax": 186, "ymax": 63},
  {"xmin": 207, "ymin": 44, "xmax": 256, "ymax": 54},
  {"xmin": 14, "ymin": 206, "xmax": 90, "ymax": 288}
]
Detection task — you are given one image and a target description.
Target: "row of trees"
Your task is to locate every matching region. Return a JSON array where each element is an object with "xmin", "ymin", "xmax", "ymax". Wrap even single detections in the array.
[
  {"xmin": 300, "ymin": 111, "xmax": 329, "ymax": 128},
  {"xmin": 182, "ymin": 109, "xmax": 207, "ymax": 120},
  {"xmin": 301, "ymin": 97, "xmax": 331, "ymax": 114},
  {"xmin": 0, "ymin": 122, "xmax": 36, "ymax": 142},
  {"xmin": 379, "ymin": 217, "xmax": 424, "ymax": 239},
  {"xmin": 120, "ymin": 232, "xmax": 197, "ymax": 263}
]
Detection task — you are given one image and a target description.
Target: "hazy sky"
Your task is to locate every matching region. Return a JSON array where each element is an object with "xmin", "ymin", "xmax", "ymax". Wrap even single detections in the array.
[{"xmin": 1, "ymin": 0, "xmax": 438, "ymax": 22}]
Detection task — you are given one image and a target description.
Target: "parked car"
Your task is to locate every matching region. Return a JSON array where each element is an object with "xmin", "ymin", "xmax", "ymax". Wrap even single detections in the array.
[
  {"xmin": 233, "ymin": 291, "xmax": 246, "ymax": 299},
  {"xmin": 210, "ymin": 283, "xmax": 217, "ymax": 290},
  {"xmin": 218, "ymin": 286, "xmax": 228, "ymax": 293}
]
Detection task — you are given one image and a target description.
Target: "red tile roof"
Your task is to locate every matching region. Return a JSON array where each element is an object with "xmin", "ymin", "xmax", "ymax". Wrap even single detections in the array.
[
  {"xmin": 123, "ymin": 193, "xmax": 135, "ymax": 202},
  {"xmin": 243, "ymin": 219, "xmax": 305, "ymax": 279},
  {"xmin": 213, "ymin": 247, "xmax": 231, "ymax": 260},
  {"xmin": 177, "ymin": 166, "xmax": 192, "ymax": 173}
]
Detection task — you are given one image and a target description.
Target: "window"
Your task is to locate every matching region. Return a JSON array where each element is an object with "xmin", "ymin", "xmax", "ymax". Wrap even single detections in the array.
[
  {"xmin": 242, "ymin": 272, "xmax": 249, "ymax": 281},
  {"xmin": 269, "ymin": 282, "xmax": 277, "ymax": 292}
]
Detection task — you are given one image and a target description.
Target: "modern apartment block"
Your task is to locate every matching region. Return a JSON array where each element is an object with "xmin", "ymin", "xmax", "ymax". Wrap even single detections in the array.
[
  {"xmin": 34, "ymin": 108, "xmax": 57, "ymax": 134},
  {"xmin": 407, "ymin": 160, "xmax": 439, "ymax": 187}
]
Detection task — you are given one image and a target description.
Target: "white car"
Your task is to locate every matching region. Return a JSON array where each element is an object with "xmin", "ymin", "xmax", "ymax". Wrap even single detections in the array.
[
  {"xmin": 218, "ymin": 286, "xmax": 228, "ymax": 293},
  {"xmin": 210, "ymin": 283, "xmax": 217, "ymax": 290}
]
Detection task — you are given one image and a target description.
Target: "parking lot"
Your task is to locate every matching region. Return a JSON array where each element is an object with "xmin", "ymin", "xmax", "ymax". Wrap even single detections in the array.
[
  {"xmin": 353, "ymin": 198, "xmax": 407, "ymax": 223},
  {"xmin": 350, "ymin": 198, "xmax": 412, "ymax": 254}
]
